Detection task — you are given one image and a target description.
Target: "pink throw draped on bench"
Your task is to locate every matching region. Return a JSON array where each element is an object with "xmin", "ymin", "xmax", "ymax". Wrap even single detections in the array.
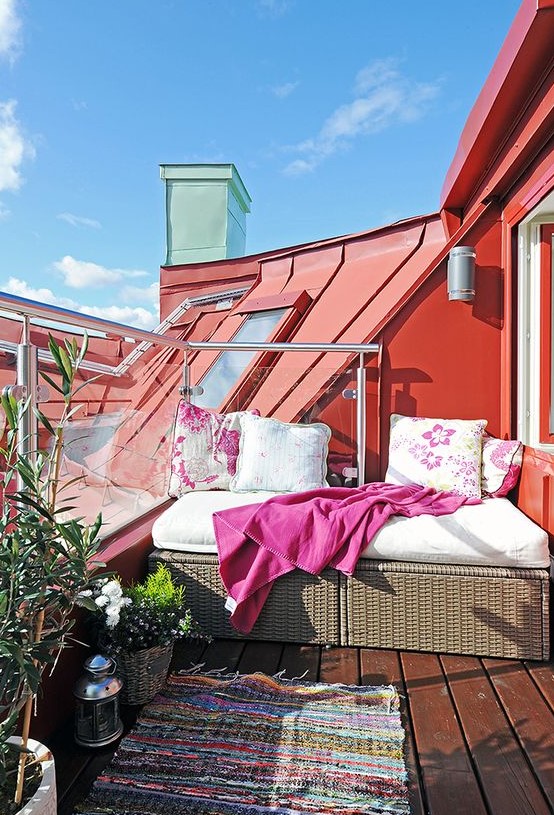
[{"xmin": 213, "ymin": 482, "xmax": 478, "ymax": 634}]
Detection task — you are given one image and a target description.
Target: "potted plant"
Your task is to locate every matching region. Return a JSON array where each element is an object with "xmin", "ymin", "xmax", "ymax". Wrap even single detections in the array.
[
  {"xmin": 81, "ymin": 563, "xmax": 196, "ymax": 705},
  {"xmin": 0, "ymin": 334, "xmax": 103, "ymax": 814}
]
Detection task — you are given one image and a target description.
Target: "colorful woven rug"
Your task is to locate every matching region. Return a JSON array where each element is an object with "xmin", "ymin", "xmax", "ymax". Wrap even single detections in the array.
[{"xmin": 75, "ymin": 672, "xmax": 410, "ymax": 814}]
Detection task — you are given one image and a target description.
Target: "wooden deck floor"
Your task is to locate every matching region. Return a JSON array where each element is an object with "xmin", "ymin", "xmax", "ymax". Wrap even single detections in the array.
[{"xmin": 54, "ymin": 638, "xmax": 554, "ymax": 815}]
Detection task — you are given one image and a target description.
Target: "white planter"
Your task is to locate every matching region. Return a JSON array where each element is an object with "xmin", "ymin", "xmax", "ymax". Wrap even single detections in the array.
[{"xmin": 8, "ymin": 737, "xmax": 57, "ymax": 815}]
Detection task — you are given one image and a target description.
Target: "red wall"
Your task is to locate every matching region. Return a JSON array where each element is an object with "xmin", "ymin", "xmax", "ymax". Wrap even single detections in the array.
[{"xmin": 376, "ymin": 217, "xmax": 504, "ymax": 478}]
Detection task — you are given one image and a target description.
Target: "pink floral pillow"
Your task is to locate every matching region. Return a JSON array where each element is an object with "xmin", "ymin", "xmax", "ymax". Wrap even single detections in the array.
[
  {"xmin": 168, "ymin": 402, "xmax": 259, "ymax": 498},
  {"xmin": 481, "ymin": 436, "xmax": 523, "ymax": 497},
  {"xmin": 385, "ymin": 414, "xmax": 487, "ymax": 498}
]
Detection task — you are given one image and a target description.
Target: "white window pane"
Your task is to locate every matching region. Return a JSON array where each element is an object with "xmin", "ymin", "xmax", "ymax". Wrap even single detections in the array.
[{"xmin": 195, "ymin": 309, "xmax": 286, "ymax": 408}]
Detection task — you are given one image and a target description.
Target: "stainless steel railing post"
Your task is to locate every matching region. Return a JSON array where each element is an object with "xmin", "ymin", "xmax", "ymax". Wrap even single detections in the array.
[
  {"xmin": 356, "ymin": 353, "xmax": 367, "ymax": 485},
  {"xmin": 16, "ymin": 316, "xmax": 39, "ymax": 483}
]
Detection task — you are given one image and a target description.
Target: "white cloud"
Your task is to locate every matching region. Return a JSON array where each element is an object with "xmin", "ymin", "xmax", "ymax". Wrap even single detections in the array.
[
  {"xmin": 257, "ymin": 0, "xmax": 291, "ymax": 17},
  {"xmin": 283, "ymin": 58, "xmax": 440, "ymax": 175},
  {"xmin": 0, "ymin": 0, "xmax": 21, "ymax": 63},
  {"xmin": 272, "ymin": 81, "xmax": 299, "ymax": 99},
  {"xmin": 54, "ymin": 255, "xmax": 148, "ymax": 289},
  {"xmin": 121, "ymin": 281, "xmax": 159, "ymax": 306},
  {"xmin": 4, "ymin": 276, "xmax": 159, "ymax": 330},
  {"xmin": 4, "ymin": 276, "xmax": 79, "ymax": 309},
  {"xmin": 0, "ymin": 100, "xmax": 35, "ymax": 192},
  {"xmin": 283, "ymin": 158, "xmax": 317, "ymax": 177},
  {"xmin": 57, "ymin": 212, "xmax": 102, "ymax": 229},
  {"xmin": 80, "ymin": 304, "xmax": 158, "ymax": 331}
]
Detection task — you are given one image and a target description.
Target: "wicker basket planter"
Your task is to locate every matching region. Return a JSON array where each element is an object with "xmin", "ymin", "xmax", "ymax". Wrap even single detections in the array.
[{"xmin": 115, "ymin": 644, "xmax": 173, "ymax": 705}]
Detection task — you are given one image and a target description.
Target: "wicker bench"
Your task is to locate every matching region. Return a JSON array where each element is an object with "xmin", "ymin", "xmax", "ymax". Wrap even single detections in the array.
[
  {"xmin": 149, "ymin": 549, "xmax": 342, "ymax": 645},
  {"xmin": 148, "ymin": 549, "xmax": 550, "ymax": 660}
]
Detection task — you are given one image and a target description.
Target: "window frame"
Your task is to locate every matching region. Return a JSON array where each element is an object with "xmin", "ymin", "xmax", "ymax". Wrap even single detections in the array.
[
  {"xmin": 539, "ymin": 224, "xmax": 554, "ymax": 443},
  {"xmin": 517, "ymin": 215, "xmax": 554, "ymax": 451},
  {"xmin": 192, "ymin": 290, "xmax": 312, "ymax": 411}
]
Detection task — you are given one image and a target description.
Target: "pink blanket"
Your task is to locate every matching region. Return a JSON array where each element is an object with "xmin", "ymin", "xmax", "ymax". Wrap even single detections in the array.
[{"xmin": 213, "ymin": 482, "xmax": 478, "ymax": 633}]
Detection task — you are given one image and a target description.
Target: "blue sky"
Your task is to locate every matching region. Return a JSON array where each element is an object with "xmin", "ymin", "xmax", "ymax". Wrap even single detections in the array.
[{"xmin": 0, "ymin": 0, "xmax": 521, "ymax": 329}]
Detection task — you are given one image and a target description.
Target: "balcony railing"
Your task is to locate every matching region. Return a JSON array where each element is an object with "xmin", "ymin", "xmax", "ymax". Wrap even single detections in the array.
[{"xmin": 0, "ymin": 291, "xmax": 379, "ymax": 538}]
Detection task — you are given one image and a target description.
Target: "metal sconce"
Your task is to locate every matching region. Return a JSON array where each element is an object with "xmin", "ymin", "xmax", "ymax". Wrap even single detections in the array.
[{"xmin": 447, "ymin": 246, "xmax": 476, "ymax": 302}]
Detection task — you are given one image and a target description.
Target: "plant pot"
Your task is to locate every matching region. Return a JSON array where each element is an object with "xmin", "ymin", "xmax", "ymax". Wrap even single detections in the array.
[
  {"xmin": 115, "ymin": 644, "xmax": 174, "ymax": 705},
  {"xmin": 7, "ymin": 737, "xmax": 56, "ymax": 815}
]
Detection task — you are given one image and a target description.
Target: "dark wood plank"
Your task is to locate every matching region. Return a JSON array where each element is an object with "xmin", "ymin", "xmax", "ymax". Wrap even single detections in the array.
[
  {"xmin": 401, "ymin": 651, "xmax": 488, "ymax": 815},
  {"xmin": 361, "ymin": 649, "xmax": 426, "ymax": 815},
  {"xmin": 199, "ymin": 637, "xmax": 245, "ymax": 672},
  {"xmin": 170, "ymin": 637, "xmax": 209, "ymax": 673},
  {"xmin": 360, "ymin": 647, "xmax": 399, "ymax": 686},
  {"xmin": 525, "ymin": 659, "xmax": 554, "ymax": 714},
  {"xmin": 54, "ymin": 700, "xmax": 140, "ymax": 815},
  {"xmin": 57, "ymin": 748, "xmax": 118, "ymax": 815},
  {"xmin": 278, "ymin": 644, "xmax": 321, "ymax": 681},
  {"xmin": 442, "ymin": 654, "xmax": 551, "ymax": 815},
  {"xmin": 485, "ymin": 658, "xmax": 554, "ymax": 808},
  {"xmin": 320, "ymin": 646, "xmax": 359, "ymax": 684},
  {"xmin": 238, "ymin": 640, "xmax": 283, "ymax": 675}
]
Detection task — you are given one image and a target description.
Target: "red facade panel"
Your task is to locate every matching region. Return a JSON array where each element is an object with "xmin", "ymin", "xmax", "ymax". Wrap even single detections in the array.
[{"xmin": 441, "ymin": 0, "xmax": 554, "ymax": 216}]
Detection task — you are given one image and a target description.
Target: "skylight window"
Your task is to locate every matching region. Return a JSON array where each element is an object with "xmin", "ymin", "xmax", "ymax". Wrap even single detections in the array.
[{"xmin": 194, "ymin": 308, "xmax": 286, "ymax": 408}]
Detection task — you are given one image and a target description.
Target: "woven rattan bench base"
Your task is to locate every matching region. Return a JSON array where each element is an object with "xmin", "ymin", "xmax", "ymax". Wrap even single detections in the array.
[
  {"xmin": 148, "ymin": 550, "xmax": 550, "ymax": 659},
  {"xmin": 343, "ymin": 559, "xmax": 550, "ymax": 660},
  {"xmin": 148, "ymin": 550, "xmax": 341, "ymax": 645}
]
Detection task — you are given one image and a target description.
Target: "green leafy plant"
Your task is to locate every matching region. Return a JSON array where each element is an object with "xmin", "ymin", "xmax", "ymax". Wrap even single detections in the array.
[
  {"xmin": 82, "ymin": 563, "xmax": 195, "ymax": 654},
  {"xmin": 0, "ymin": 334, "xmax": 103, "ymax": 811}
]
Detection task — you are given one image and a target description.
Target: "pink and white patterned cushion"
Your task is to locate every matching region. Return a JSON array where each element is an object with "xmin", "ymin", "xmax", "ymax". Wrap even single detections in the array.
[
  {"xmin": 385, "ymin": 414, "xmax": 487, "ymax": 498},
  {"xmin": 168, "ymin": 402, "xmax": 259, "ymax": 498},
  {"xmin": 481, "ymin": 436, "xmax": 523, "ymax": 497}
]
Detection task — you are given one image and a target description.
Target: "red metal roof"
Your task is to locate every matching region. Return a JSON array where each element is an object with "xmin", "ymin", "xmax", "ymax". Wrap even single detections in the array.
[{"xmin": 440, "ymin": 0, "xmax": 554, "ymax": 215}]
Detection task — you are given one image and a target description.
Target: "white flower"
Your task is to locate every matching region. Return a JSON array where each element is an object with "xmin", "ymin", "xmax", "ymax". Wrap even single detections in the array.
[
  {"xmin": 95, "ymin": 595, "xmax": 109, "ymax": 608},
  {"xmin": 102, "ymin": 580, "xmax": 124, "ymax": 600},
  {"xmin": 103, "ymin": 596, "xmax": 132, "ymax": 628},
  {"xmin": 105, "ymin": 607, "xmax": 121, "ymax": 628}
]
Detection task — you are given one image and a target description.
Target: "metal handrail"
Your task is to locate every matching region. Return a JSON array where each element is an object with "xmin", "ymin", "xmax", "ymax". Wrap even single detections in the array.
[
  {"xmin": 0, "ymin": 291, "xmax": 190, "ymax": 351},
  {"xmin": 0, "ymin": 291, "xmax": 378, "ymax": 355},
  {"xmin": 187, "ymin": 340, "xmax": 379, "ymax": 353}
]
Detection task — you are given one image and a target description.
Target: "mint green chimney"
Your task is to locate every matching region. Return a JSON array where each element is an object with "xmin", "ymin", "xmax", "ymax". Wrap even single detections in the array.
[{"xmin": 160, "ymin": 164, "xmax": 252, "ymax": 265}]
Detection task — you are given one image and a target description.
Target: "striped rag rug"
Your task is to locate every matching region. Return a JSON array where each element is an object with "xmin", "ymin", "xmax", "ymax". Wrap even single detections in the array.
[{"xmin": 74, "ymin": 672, "xmax": 410, "ymax": 815}]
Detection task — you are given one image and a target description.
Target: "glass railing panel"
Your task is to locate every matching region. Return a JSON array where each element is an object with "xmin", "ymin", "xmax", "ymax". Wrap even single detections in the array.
[
  {"xmin": 31, "ymin": 339, "xmax": 184, "ymax": 536},
  {"xmin": 193, "ymin": 364, "xmax": 359, "ymax": 487}
]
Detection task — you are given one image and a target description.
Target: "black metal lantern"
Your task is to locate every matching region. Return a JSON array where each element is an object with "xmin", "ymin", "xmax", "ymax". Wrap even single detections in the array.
[{"xmin": 74, "ymin": 654, "xmax": 124, "ymax": 747}]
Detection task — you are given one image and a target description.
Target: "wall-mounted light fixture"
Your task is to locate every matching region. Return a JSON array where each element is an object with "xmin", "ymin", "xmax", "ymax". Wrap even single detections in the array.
[{"xmin": 447, "ymin": 245, "xmax": 476, "ymax": 302}]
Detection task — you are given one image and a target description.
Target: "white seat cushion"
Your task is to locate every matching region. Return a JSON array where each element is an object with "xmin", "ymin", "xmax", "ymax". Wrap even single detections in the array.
[
  {"xmin": 360, "ymin": 497, "xmax": 549, "ymax": 568},
  {"xmin": 153, "ymin": 492, "xmax": 549, "ymax": 570},
  {"xmin": 152, "ymin": 491, "xmax": 282, "ymax": 552}
]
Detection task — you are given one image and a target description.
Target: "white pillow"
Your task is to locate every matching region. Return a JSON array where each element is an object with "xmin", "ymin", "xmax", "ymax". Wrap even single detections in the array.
[
  {"xmin": 385, "ymin": 414, "xmax": 487, "ymax": 498},
  {"xmin": 230, "ymin": 414, "xmax": 331, "ymax": 493}
]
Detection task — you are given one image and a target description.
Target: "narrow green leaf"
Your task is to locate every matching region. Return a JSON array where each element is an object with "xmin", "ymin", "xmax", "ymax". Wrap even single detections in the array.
[
  {"xmin": 39, "ymin": 371, "xmax": 65, "ymax": 395},
  {"xmin": 72, "ymin": 374, "xmax": 102, "ymax": 396},
  {"xmin": 33, "ymin": 407, "xmax": 56, "ymax": 436},
  {"xmin": 57, "ymin": 346, "xmax": 73, "ymax": 383}
]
